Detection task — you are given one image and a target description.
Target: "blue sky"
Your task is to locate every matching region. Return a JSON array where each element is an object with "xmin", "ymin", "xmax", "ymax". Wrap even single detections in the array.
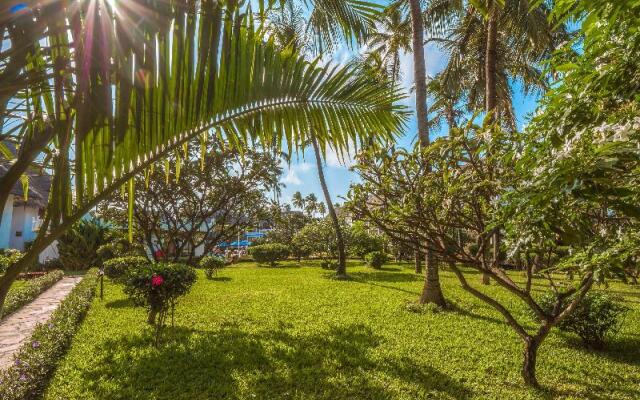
[{"xmin": 278, "ymin": 42, "xmax": 542, "ymax": 206}]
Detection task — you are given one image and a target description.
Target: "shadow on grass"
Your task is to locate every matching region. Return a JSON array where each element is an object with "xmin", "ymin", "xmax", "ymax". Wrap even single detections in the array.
[
  {"xmin": 208, "ymin": 276, "xmax": 232, "ymax": 282},
  {"xmin": 83, "ymin": 323, "xmax": 471, "ymax": 399},
  {"xmin": 105, "ymin": 298, "xmax": 134, "ymax": 309},
  {"xmin": 560, "ymin": 335, "xmax": 640, "ymax": 367}
]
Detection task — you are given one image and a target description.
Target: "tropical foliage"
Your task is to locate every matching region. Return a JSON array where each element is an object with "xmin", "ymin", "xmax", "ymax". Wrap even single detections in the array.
[{"xmin": 0, "ymin": 0, "xmax": 407, "ymax": 312}]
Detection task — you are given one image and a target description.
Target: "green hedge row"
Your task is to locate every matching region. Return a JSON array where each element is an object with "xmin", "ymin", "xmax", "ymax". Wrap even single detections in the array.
[
  {"xmin": 1, "ymin": 270, "xmax": 65, "ymax": 319},
  {"xmin": 0, "ymin": 269, "xmax": 99, "ymax": 400}
]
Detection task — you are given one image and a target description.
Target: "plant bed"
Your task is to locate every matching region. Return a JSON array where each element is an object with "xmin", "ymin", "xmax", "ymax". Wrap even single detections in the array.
[
  {"xmin": 0, "ymin": 269, "xmax": 99, "ymax": 400},
  {"xmin": 1, "ymin": 270, "xmax": 65, "ymax": 319}
]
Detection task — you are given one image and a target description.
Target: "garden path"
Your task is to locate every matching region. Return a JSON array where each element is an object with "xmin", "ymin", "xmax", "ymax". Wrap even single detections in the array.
[{"xmin": 0, "ymin": 276, "xmax": 83, "ymax": 370}]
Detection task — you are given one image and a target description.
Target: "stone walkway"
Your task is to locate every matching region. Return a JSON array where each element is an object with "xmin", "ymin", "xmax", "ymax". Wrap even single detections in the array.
[{"xmin": 0, "ymin": 276, "xmax": 83, "ymax": 370}]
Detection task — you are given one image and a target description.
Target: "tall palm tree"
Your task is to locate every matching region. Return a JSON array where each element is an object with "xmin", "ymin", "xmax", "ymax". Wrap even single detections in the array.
[
  {"xmin": 265, "ymin": 0, "xmax": 383, "ymax": 279},
  {"xmin": 365, "ymin": 0, "xmax": 447, "ymax": 306},
  {"xmin": 292, "ymin": 191, "xmax": 306, "ymax": 211},
  {"xmin": 0, "ymin": 0, "xmax": 407, "ymax": 312}
]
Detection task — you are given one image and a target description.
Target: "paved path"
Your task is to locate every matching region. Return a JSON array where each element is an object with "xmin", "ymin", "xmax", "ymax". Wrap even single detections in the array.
[{"xmin": 0, "ymin": 276, "xmax": 83, "ymax": 370}]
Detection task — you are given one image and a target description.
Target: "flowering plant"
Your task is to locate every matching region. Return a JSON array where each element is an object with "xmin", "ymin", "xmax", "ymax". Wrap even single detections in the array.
[
  {"xmin": 151, "ymin": 274, "xmax": 164, "ymax": 287},
  {"xmin": 123, "ymin": 263, "xmax": 196, "ymax": 346}
]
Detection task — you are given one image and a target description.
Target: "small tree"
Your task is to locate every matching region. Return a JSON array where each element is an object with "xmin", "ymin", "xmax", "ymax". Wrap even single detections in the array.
[
  {"xmin": 124, "ymin": 263, "xmax": 196, "ymax": 346},
  {"xmin": 199, "ymin": 256, "xmax": 225, "ymax": 279}
]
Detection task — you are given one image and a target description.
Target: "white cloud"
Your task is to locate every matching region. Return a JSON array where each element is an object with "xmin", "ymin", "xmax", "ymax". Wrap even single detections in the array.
[
  {"xmin": 280, "ymin": 162, "xmax": 313, "ymax": 185},
  {"xmin": 325, "ymin": 146, "xmax": 356, "ymax": 169}
]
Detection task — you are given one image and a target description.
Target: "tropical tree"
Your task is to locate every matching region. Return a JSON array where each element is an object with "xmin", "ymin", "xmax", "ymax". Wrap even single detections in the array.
[
  {"xmin": 0, "ymin": 0, "xmax": 407, "ymax": 313},
  {"xmin": 364, "ymin": 4, "xmax": 411, "ymax": 83},
  {"xmin": 265, "ymin": 1, "xmax": 386, "ymax": 279},
  {"xmin": 97, "ymin": 141, "xmax": 279, "ymax": 265}
]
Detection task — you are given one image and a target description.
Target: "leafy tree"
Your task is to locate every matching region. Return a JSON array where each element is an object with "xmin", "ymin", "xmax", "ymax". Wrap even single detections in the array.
[
  {"xmin": 350, "ymin": 122, "xmax": 597, "ymax": 387},
  {"xmin": 97, "ymin": 142, "xmax": 279, "ymax": 265},
  {"xmin": 292, "ymin": 217, "xmax": 351, "ymax": 263},
  {"xmin": 349, "ymin": 221, "xmax": 384, "ymax": 259},
  {"xmin": 0, "ymin": 0, "xmax": 407, "ymax": 313}
]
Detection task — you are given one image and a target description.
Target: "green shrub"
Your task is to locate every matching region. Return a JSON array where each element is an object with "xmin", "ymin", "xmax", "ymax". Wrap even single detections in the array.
[
  {"xmin": 365, "ymin": 251, "xmax": 387, "ymax": 269},
  {"xmin": 0, "ymin": 269, "xmax": 98, "ymax": 399},
  {"xmin": 0, "ymin": 249, "xmax": 23, "ymax": 275},
  {"xmin": 97, "ymin": 230, "xmax": 146, "ymax": 263},
  {"xmin": 1, "ymin": 270, "xmax": 65, "ymax": 318},
  {"xmin": 320, "ymin": 260, "xmax": 338, "ymax": 270},
  {"xmin": 103, "ymin": 256, "xmax": 151, "ymax": 283},
  {"xmin": 123, "ymin": 263, "xmax": 196, "ymax": 345},
  {"xmin": 57, "ymin": 218, "xmax": 108, "ymax": 270},
  {"xmin": 538, "ymin": 291, "xmax": 628, "ymax": 349},
  {"xmin": 199, "ymin": 256, "xmax": 225, "ymax": 279},
  {"xmin": 250, "ymin": 243, "xmax": 290, "ymax": 267}
]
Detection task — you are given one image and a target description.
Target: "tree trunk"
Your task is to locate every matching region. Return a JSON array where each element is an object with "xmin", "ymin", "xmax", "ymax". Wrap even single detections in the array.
[
  {"xmin": 414, "ymin": 248, "xmax": 423, "ymax": 274},
  {"xmin": 409, "ymin": 0, "xmax": 445, "ymax": 306},
  {"xmin": 484, "ymin": 2, "xmax": 500, "ymax": 287},
  {"xmin": 311, "ymin": 135, "xmax": 347, "ymax": 279},
  {"xmin": 485, "ymin": 2, "xmax": 499, "ymax": 117},
  {"xmin": 522, "ymin": 336, "xmax": 541, "ymax": 387},
  {"xmin": 419, "ymin": 251, "xmax": 446, "ymax": 307}
]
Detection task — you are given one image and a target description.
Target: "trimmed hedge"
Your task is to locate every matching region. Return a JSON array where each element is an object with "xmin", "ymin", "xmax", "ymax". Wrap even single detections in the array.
[
  {"xmin": 103, "ymin": 256, "xmax": 151, "ymax": 283},
  {"xmin": 1, "ymin": 270, "xmax": 65, "ymax": 319},
  {"xmin": 250, "ymin": 243, "xmax": 290, "ymax": 266},
  {"xmin": 0, "ymin": 269, "xmax": 99, "ymax": 400}
]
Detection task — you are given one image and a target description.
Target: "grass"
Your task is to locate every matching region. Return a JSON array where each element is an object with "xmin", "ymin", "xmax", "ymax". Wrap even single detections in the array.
[{"xmin": 44, "ymin": 261, "xmax": 640, "ymax": 399}]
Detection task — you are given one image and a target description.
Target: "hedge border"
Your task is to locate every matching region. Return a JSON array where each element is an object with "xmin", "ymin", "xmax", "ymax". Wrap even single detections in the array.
[
  {"xmin": 1, "ymin": 270, "xmax": 65, "ymax": 319},
  {"xmin": 0, "ymin": 269, "xmax": 99, "ymax": 400}
]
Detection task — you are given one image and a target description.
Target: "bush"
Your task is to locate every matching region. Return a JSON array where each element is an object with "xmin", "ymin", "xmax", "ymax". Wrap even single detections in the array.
[
  {"xmin": 1, "ymin": 270, "xmax": 65, "ymax": 318},
  {"xmin": 0, "ymin": 249, "xmax": 23, "ymax": 275},
  {"xmin": 538, "ymin": 291, "xmax": 628, "ymax": 349},
  {"xmin": 97, "ymin": 230, "xmax": 146, "ymax": 263},
  {"xmin": 320, "ymin": 260, "xmax": 338, "ymax": 270},
  {"xmin": 365, "ymin": 251, "xmax": 388, "ymax": 269},
  {"xmin": 103, "ymin": 256, "xmax": 151, "ymax": 283},
  {"xmin": 0, "ymin": 269, "xmax": 98, "ymax": 400},
  {"xmin": 123, "ymin": 263, "xmax": 196, "ymax": 345},
  {"xmin": 57, "ymin": 218, "xmax": 108, "ymax": 270},
  {"xmin": 199, "ymin": 256, "xmax": 225, "ymax": 279},
  {"xmin": 250, "ymin": 244, "xmax": 290, "ymax": 267}
]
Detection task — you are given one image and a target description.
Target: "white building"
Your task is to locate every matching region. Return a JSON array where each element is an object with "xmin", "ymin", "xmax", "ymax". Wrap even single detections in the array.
[{"xmin": 0, "ymin": 151, "xmax": 58, "ymax": 262}]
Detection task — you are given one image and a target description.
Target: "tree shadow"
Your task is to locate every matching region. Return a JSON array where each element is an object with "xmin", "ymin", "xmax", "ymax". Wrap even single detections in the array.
[
  {"xmin": 209, "ymin": 276, "xmax": 232, "ymax": 282},
  {"xmin": 105, "ymin": 298, "xmax": 134, "ymax": 309},
  {"xmin": 559, "ymin": 335, "xmax": 640, "ymax": 367},
  {"xmin": 81, "ymin": 322, "xmax": 471, "ymax": 399},
  {"xmin": 348, "ymin": 271, "xmax": 422, "ymax": 283}
]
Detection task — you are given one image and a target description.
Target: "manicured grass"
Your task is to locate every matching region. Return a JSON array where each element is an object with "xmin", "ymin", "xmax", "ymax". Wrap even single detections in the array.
[{"xmin": 45, "ymin": 262, "xmax": 640, "ymax": 399}]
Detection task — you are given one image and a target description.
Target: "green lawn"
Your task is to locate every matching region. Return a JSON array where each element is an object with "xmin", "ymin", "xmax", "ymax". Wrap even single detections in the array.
[{"xmin": 45, "ymin": 262, "xmax": 640, "ymax": 399}]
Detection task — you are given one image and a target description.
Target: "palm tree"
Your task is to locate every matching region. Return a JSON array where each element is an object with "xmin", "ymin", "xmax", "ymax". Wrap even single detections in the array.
[
  {"xmin": 0, "ymin": 0, "xmax": 407, "ymax": 312},
  {"xmin": 304, "ymin": 193, "xmax": 319, "ymax": 217},
  {"xmin": 265, "ymin": 1, "xmax": 384, "ymax": 279},
  {"xmin": 317, "ymin": 202, "xmax": 327, "ymax": 217},
  {"xmin": 366, "ymin": 0, "xmax": 447, "ymax": 305},
  {"xmin": 365, "ymin": 5, "xmax": 412, "ymax": 84},
  {"xmin": 292, "ymin": 191, "xmax": 306, "ymax": 211}
]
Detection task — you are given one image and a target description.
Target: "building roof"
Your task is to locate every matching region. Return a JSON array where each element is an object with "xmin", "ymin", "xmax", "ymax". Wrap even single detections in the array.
[{"xmin": 0, "ymin": 142, "xmax": 51, "ymax": 209}]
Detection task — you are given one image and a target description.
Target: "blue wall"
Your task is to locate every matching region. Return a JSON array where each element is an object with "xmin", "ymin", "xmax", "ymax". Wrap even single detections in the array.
[{"xmin": 0, "ymin": 195, "xmax": 14, "ymax": 248}]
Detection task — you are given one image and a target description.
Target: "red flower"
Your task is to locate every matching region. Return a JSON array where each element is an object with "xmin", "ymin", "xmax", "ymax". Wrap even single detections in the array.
[{"xmin": 151, "ymin": 275, "xmax": 164, "ymax": 287}]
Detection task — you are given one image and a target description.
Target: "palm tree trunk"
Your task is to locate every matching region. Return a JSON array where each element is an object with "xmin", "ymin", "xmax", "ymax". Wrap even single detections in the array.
[
  {"xmin": 484, "ymin": 1, "xmax": 499, "ymax": 285},
  {"xmin": 311, "ymin": 135, "xmax": 347, "ymax": 279},
  {"xmin": 409, "ymin": 0, "xmax": 446, "ymax": 307}
]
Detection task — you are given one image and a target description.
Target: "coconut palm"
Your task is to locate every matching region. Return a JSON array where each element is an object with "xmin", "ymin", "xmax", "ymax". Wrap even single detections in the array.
[
  {"xmin": 365, "ymin": 4, "xmax": 412, "ymax": 84},
  {"xmin": 265, "ymin": 1, "xmax": 386, "ymax": 279},
  {"xmin": 0, "ymin": 0, "xmax": 407, "ymax": 312}
]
